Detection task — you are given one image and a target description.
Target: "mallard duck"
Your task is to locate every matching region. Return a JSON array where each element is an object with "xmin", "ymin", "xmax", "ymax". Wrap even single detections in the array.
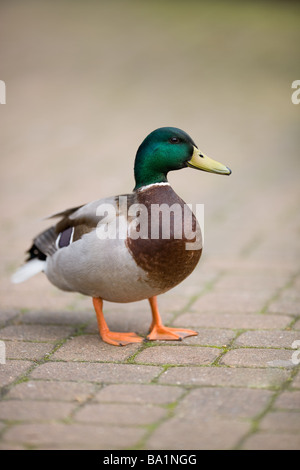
[{"xmin": 12, "ymin": 127, "xmax": 231, "ymax": 346}]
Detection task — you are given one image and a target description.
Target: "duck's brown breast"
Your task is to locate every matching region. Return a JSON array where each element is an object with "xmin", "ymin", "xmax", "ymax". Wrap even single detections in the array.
[{"xmin": 126, "ymin": 185, "xmax": 202, "ymax": 291}]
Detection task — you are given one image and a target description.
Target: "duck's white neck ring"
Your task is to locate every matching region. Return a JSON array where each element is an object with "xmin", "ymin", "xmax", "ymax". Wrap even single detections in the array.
[{"xmin": 136, "ymin": 182, "xmax": 170, "ymax": 192}]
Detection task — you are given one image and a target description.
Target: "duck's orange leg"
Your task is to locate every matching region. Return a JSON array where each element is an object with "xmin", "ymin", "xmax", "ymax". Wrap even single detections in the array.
[
  {"xmin": 147, "ymin": 296, "xmax": 198, "ymax": 341},
  {"xmin": 93, "ymin": 297, "xmax": 144, "ymax": 346}
]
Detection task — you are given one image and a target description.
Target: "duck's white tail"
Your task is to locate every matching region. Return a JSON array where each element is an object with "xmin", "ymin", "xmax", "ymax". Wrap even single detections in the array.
[{"xmin": 11, "ymin": 259, "xmax": 46, "ymax": 284}]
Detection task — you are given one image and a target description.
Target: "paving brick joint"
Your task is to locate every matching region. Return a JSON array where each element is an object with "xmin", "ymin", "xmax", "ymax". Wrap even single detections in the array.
[{"xmin": 1, "ymin": 1, "xmax": 300, "ymax": 451}]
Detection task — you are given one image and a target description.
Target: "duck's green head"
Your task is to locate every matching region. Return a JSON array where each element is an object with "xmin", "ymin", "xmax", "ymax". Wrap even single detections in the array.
[{"xmin": 134, "ymin": 127, "xmax": 231, "ymax": 190}]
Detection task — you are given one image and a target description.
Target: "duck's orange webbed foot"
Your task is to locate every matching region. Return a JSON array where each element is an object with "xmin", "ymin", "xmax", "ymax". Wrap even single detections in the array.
[
  {"xmin": 147, "ymin": 324, "xmax": 198, "ymax": 341},
  {"xmin": 93, "ymin": 297, "xmax": 144, "ymax": 347},
  {"xmin": 101, "ymin": 330, "xmax": 144, "ymax": 347},
  {"xmin": 147, "ymin": 296, "xmax": 198, "ymax": 342}
]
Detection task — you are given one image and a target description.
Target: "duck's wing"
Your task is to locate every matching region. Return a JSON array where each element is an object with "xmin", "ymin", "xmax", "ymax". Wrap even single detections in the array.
[
  {"xmin": 12, "ymin": 194, "xmax": 133, "ymax": 283},
  {"xmin": 28, "ymin": 204, "xmax": 85, "ymax": 261},
  {"xmin": 33, "ymin": 196, "xmax": 126, "ymax": 259},
  {"xmin": 45, "ymin": 205, "xmax": 84, "ymax": 221}
]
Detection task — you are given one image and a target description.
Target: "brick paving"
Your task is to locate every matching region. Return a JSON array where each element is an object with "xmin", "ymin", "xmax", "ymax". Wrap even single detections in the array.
[{"xmin": 1, "ymin": 2, "xmax": 300, "ymax": 450}]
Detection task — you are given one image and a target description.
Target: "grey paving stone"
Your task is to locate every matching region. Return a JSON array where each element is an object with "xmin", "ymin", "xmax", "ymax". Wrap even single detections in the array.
[
  {"xmin": 191, "ymin": 291, "xmax": 269, "ymax": 313},
  {"xmin": 242, "ymin": 432, "xmax": 300, "ymax": 450},
  {"xmin": 158, "ymin": 366, "xmax": 290, "ymax": 389},
  {"xmin": 220, "ymin": 348, "xmax": 296, "ymax": 368},
  {"xmin": 214, "ymin": 271, "xmax": 290, "ymax": 292},
  {"xmin": 6, "ymin": 380, "xmax": 96, "ymax": 402},
  {"xmin": 5, "ymin": 340, "xmax": 53, "ymax": 360},
  {"xmin": 19, "ymin": 309, "xmax": 95, "ymax": 326},
  {"xmin": 75, "ymin": 402, "xmax": 166, "ymax": 426},
  {"xmin": 52, "ymin": 334, "xmax": 141, "ymax": 362},
  {"xmin": 0, "ymin": 400, "xmax": 75, "ymax": 421},
  {"xmin": 0, "ymin": 360, "xmax": 33, "ymax": 387},
  {"xmin": 291, "ymin": 371, "xmax": 300, "ymax": 389},
  {"xmin": 31, "ymin": 362, "xmax": 162, "ymax": 384},
  {"xmin": 293, "ymin": 319, "xmax": 300, "ymax": 330},
  {"xmin": 0, "ymin": 324, "xmax": 75, "ymax": 342},
  {"xmin": 273, "ymin": 391, "xmax": 300, "ymax": 410},
  {"xmin": 234, "ymin": 330, "xmax": 300, "ymax": 348},
  {"xmin": 0, "ymin": 311, "xmax": 19, "ymax": 326},
  {"xmin": 177, "ymin": 387, "xmax": 273, "ymax": 420},
  {"xmin": 268, "ymin": 301, "xmax": 300, "ymax": 316},
  {"xmin": 134, "ymin": 345, "xmax": 220, "ymax": 365},
  {"xmin": 0, "ymin": 443, "xmax": 25, "ymax": 450},
  {"xmin": 268, "ymin": 288, "xmax": 300, "ymax": 315},
  {"xmin": 260, "ymin": 410, "xmax": 300, "ymax": 433},
  {"xmin": 147, "ymin": 416, "xmax": 250, "ymax": 450},
  {"xmin": 182, "ymin": 328, "xmax": 236, "ymax": 346},
  {"xmin": 174, "ymin": 312, "xmax": 292, "ymax": 330},
  {"xmin": 2, "ymin": 423, "xmax": 145, "ymax": 449},
  {"xmin": 94, "ymin": 383, "xmax": 183, "ymax": 404}
]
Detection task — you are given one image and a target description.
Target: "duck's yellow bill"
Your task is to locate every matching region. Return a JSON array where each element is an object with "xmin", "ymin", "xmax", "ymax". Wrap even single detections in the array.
[{"xmin": 187, "ymin": 146, "xmax": 231, "ymax": 175}]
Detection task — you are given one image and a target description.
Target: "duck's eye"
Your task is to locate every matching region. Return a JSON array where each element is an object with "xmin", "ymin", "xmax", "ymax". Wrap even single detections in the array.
[{"xmin": 169, "ymin": 137, "xmax": 180, "ymax": 144}]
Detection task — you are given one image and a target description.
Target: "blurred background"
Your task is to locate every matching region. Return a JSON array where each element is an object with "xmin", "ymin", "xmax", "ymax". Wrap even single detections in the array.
[{"xmin": 1, "ymin": 0, "xmax": 300, "ymax": 312}]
